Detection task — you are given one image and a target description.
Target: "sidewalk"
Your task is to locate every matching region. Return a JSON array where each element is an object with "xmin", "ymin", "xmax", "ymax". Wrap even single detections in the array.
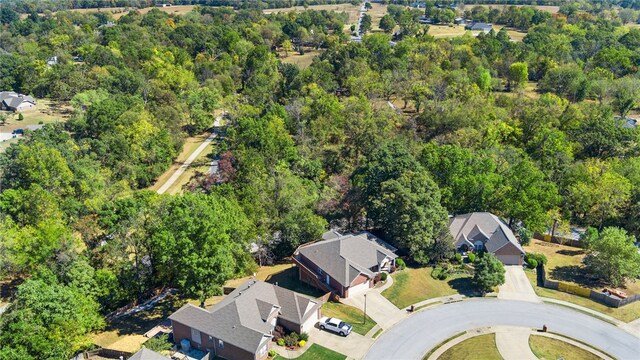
[{"xmin": 494, "ymin": 326, "xmax": 537, "ymax": 360}]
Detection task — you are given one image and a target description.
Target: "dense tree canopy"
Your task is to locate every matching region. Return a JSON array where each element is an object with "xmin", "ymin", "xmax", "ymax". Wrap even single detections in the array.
[{"xmin": 0, "ymin": 2, "xmax": 639, "ymax": 358}]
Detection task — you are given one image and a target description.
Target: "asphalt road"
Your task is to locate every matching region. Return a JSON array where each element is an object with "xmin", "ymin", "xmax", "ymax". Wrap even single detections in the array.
[{"xmin": 364, "ymin": 299, "xmax": 640, "ymax": 360}]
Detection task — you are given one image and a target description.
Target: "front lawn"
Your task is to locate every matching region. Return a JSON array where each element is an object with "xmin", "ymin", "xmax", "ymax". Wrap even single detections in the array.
[
  {"xmin": 435, "ymin": 334, "xmax": 502, "ymax": 360},
  {"xmin": 321, "ymin": 301, "xmax": 376, "ymax": 336},
  {"xmin": 274, "ymin": 344, "xmax": 346, "ymax": 360},
  {"xmin": 381, "ymin": 267, "xmax": 474, "ymax": 309},
  {"xmin": 529, "ymin": 335, "xmax": 600, "ymax": 360}
]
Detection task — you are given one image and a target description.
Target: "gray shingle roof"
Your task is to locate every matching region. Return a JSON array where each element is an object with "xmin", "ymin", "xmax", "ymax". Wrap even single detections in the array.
[
  {"xmin": 449, "ymin": 212, "xmax": 524, "ymax": 254},
  {"xmin": 0, "ymin": 91, "xmax": 35, "ymax": 109},
  {"xmin": 129, "ymin": 348, "xmax": 168, "ymax": 360},
  {"xmin": 169, "ymin": 280, "xmax": 321, "ymax": 354},
  {"xmin": 466, "ymin": 22, "xmax": 493, "ymax": 31},
  {"xmin": 297, "ymin": 232, "xmax": 398, "ymax": 288}
]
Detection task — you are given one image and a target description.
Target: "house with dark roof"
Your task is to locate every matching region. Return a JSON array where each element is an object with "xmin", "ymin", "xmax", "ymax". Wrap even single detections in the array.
[
  {"xmin": 129, "ymin": 348, "xmax": 169, "ymax": 360},
  {"xmin": 292, "ymin": 231, "xmax": 398, "ymax": 298},
  {"xmin": 449, "ymin": 212, "xmax": 525, "ymax": 265},
  {"xmin": 465, "ymin": 22, "xmax": 493, "ymax": 33},
  {"xmin": 0, "ymin": 91, "xmax": 36, "ymax": 112},
  {"xmin": 169, "ymin": 280, "xmax": 322, "ymax": 360}
]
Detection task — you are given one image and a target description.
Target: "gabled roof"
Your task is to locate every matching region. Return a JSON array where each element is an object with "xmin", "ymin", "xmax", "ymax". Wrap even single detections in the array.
[
  {"xmin": 296, "ymin": 232, "xmax": 398, "ymax": 287},
  {"xmin": 466, "ymin": 22, "xmax": 493, "ymax": 31},
  {"xmin": 169, "ymin": 280, "xmax": 321, "ymax": 354},
  {"xmin": 0, "ymin": 91, "xmax": 35, "ymax": 109},
  {"xmin": 449, "ymin": 212, "xmax": 524, "ymax": 254},
  {"xmin": 129, "ymin": 348, "xmax": 168, "ymax": 360}
]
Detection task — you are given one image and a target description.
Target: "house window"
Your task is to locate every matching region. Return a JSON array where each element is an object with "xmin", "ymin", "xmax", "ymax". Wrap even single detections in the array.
[
  {"xmin": 191, "ymin": 328, "xmax": 201, "ymax": 345},
  {"xmin": 474, "ymin": 241, "xmax": 484, "ymax": 252},
  {"xmin": 218, "ymin": 340, "xmax": 224, "ymax": 349}
]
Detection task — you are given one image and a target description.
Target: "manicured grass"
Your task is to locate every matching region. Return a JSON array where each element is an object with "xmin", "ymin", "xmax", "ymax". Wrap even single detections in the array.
[
  {"xmin": 525, "ymin": 270, "xmax": 640, "ymax": 322},
  {"xmin": 529, "ymin": 335, "xmax": 600, "ymax": 360},
  {"xmin": 274, "ymin": 344, "xmax": 346, "ymax": 360},
  {"xmin": 381, "ymin": 267, "xmax": 473, "ymax": 309},
  {"xmin": 372, "ymin": 328, "xmax": 384, "ymax": 338},
  {"xmin": 436, "ymin": 334, "xmax": 502, "ymax": 360},
  {"xmin": 321, "ymin": 301, "xmax": 376, "ymax": 336}
]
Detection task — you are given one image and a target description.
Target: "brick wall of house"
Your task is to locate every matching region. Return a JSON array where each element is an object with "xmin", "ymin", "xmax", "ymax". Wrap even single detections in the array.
[{"xmin": 172, "ymin": 320, "xmax": 264, "ymax": 360}]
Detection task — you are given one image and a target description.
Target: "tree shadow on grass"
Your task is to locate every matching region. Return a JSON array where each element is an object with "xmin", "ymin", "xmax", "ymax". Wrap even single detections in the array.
[
  {"xmin": 447, "ymin": 277, "xmax": 482, "ymax": 297},
  {"xmin": 556, "ymin": 249, "xmax": 585, "ymax": 256},
  {"xmin": 265, "ymin": 266, "xmax": 324, "ymax": 298},
  {"xmin": 549, "ymin": 265, "xmax": 602, "ymax": 288},
  {"xmin": 104, "ymin": 294, "xmax": 186, "ymax": 337}
]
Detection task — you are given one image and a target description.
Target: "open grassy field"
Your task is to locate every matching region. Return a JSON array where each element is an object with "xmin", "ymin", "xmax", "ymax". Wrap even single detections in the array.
[
  {"xmin": 64, "ymin": 5, "xmax": 197, "ymax": 19},
  {"xmin": 435, "ymin": 334, "xmax": 501, "ymax": 360},
  {"xmin": 382, "ymin": 267, "xmax": 474, "ymax": 309},
  {"xmin": 275, "ymin": 344, "xmax": 346, "ymax": 360},
  {"xmin": 368, "ymin": 3, "xmax": 389, "ymax": 32},
  {"xmin": 427, "ymin": 24, "xmax": 526, "ymax": 41},
  {"xmin": 280, "ymin": 48, "xmax": 322, "ymax": 69},
  {"xmin": 529, "ymin": 335, "xmax": 601, "ymax": 360},
  {"xmin": 264, "ymin": 4, "xmax": 361, "ymax": 24},
  {"xmin": 462, "ymin": 4, "xmax": 560, "ymax": 13},
  {"xmin": 0, "ymin": 98, "xmax": 71, "ymax": 132},
  {"xmin": 321, "ymin": 301, "xmax": 376, "ymax": 335}
]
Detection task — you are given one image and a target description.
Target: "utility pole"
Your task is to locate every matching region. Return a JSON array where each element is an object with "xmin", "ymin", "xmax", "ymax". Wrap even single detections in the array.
[{"xmin": 364, "ymin": 293, "xmax": 367, "ymax": 324}]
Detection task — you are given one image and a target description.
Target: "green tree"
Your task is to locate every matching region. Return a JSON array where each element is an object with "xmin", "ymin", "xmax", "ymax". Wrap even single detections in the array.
[
  {"xmin": 282, "ymin": 39, "xmax": 294, "ymax": 57},
  {"xmin": 0, "ymin": 278, "xmax": 104, "ymax": 359},
  {"xmin": 473, "ymin": 253, "xmax": 505, "ymax": 293},
  {"xmin": 610, "ymin": 77, "xmax": 640, "ymax": 117},
  {"xmin": 379, "ymin": 14, "xmax": 396, "ymax": 33},
  {"xmin": 369, "ymin": 170, "xmax": 453, "ymax": 264},
  {"xmin": 507, "ymin": 62, "xmax": 528, "ymax": 91},
  {"xmin": 360, "ymin": 14, "xmax": 373, "ymax": 34},
  {"xmin": 494, "ymin": 152, "xmax": 559, "ymax": 232},
  {"xmin": 583, "ymin": 227, "xmax": 640, "ymax": 287},
  {"xmin": 565, "ymin": 159, "xmax": 631, "ymax": 228}
]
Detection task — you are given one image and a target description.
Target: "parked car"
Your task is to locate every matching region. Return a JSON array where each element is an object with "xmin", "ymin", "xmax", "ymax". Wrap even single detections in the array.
[{"xmin": 319, "ymin": 317, "xmax": 352, "ymax": 336}]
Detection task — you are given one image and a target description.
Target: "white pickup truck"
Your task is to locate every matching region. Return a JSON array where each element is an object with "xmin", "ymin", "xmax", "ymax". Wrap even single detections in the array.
[{"xmin": 319, "ymin": 317, "xmax": 353, "ymax": 336}]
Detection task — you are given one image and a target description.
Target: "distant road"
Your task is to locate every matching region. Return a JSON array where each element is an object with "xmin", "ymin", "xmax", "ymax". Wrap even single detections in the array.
[
  {"xmin": 364, "ymin": 299, "xmax": 640, "ymax": 360},
  {"xmin": 156, "ymin": 115, "xmax": 222, "ymax": 195}
]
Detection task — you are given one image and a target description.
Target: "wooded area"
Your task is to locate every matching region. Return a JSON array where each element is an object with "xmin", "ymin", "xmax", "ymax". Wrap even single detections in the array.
[{"xmin": 0, "ymin": 1, "xmax": 640, "ymax": 358}]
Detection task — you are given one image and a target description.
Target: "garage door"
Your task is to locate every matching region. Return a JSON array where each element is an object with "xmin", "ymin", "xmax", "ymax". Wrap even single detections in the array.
[
  {"xmin": 348, "ymin": 280, "xmax": 370, "ymax": 297},
  {"xmin": 299, "ymin": 312, "xmax": 319, "ymax": 333},
  {"xmin": 497, "ymin": 255, "xmax": 521, "ymax": 265}
]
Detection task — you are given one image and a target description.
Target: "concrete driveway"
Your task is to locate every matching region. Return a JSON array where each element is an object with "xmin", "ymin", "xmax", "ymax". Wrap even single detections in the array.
[
  {"xmin": 364, "ymin": 299, "xmax": 640, "ymax": 360},
  {"xmin": 342, "ymin": 290, "xmax": 408, "ymax": 330},
  {"xmin": 308, "ymin": 325, "xmax": 374, "ymax": 359},
  {"xmin": 498, "ymin": 266, "xmax": 540, "ymax": 302}
]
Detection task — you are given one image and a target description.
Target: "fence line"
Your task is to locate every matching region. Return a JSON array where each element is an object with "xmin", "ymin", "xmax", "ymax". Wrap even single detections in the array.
[{"xmin": 537, "ymin": 265, "xmax": 640, "ymax": 308}]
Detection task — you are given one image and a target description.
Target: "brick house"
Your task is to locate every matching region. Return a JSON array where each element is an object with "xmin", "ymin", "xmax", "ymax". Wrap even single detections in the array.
[
  {"xmin": 449, "ymin": 212, "xmax": 525, "ymax": 265},
  {"xmin": 169, "ymin": 280, "xmax": 322, "ymax": 360},
  {"xmin": 292, "ymin": 231, "xmax": 397, "ymax": 298}
]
